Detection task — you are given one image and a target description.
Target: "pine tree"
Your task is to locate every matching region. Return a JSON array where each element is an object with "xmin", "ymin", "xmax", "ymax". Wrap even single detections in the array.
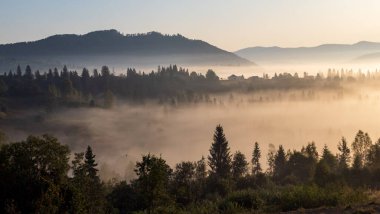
[
  {"xmin": 85, "ymin": 146, "xmax": 98, "ymax": 180},
  {"xmin": 16, "ymin": 65, "xmax": 22, "ymax": 77},
  {"xmin": 273, "ymin": 145, "xmax": 287, "ymax": 180},
  {"xmin": 321, "ymin": 144, "xmax": 337, "ymax": 171},
  {"xmin": 337, "ymin": 137, "xmax": 350, "ymax": 172},
  {"xmin": 208, "ymin": 125, "xmax": 232, "ymax": 178},
  {"xmin": 24, "ymin": 65, "xmax": 33, "ymax": 80},
  {"xmin": 252, "ymin": 142, "xmax": 262, "ymax": 175}
]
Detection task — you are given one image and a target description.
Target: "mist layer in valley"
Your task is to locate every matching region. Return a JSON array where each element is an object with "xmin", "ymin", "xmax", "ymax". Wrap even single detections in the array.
[{"xmin": 2, "ymin": 87, "xmax": 380, "ymax": 181}]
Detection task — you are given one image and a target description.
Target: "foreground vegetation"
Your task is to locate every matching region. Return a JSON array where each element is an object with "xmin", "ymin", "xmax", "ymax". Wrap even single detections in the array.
[{"xmin": 1, "ymin": 125, "xmax": 380, "ymax": 213}]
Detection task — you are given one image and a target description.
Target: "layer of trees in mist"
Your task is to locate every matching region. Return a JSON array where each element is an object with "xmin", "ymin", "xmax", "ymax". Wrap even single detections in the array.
[
  {"xmin": 1, "ymin": 64, "xmax": 380, "ymax": 113},
  {"xmin": 1, "ymin": 125, "xmax": 380, "ymax": 213}
]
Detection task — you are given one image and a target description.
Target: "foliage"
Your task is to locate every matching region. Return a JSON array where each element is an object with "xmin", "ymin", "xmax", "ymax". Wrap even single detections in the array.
[
  {"xmin": 232, "ymin": 151, "xmax": 248, "ymax": 179},
  {"xmin": 0, "ymin": 127, "xmax": 379, "ymax": 213}
]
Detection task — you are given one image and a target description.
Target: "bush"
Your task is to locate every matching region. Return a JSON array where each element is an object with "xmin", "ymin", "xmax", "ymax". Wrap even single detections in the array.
[
  {"xmin": 278, "ymin": 185, "xmax": 338, "ymax": 211},
  {"xmin": 220, "ymin": 189, "xmax": 263, "ymax": 211}
]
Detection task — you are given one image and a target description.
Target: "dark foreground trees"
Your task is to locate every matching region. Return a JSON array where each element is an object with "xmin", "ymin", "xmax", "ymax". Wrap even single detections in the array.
[
  {"xmin": 2, "ymin": 126, "xmax": 380, "ymax": 213},
  {"xmin": 0, "ymin": 135, "xmax": 70, "ymax": 213}
]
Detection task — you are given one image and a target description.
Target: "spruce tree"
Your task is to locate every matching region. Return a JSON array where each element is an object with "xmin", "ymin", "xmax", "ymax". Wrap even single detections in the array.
[
  {"xmin": 337, "ymin": 137, "xmax": 351, "ymax": 172},
  {"xmin": 208, "ymin": 125, "xmax": 232, "ymax": 178},
  {"xmin": 252, "ymin": 142, "xmax": 262, "ymax": 175},
  {"xmin": 321, "ymin": 144, "xmax": 337, "ymax": 171},
  {"xmin": 273, "ymin": 145, "xmax": 287, "ymax": 181},
  {"xmin": 85, "ymin": 146, "xmax": 98, "ymax": 180}
]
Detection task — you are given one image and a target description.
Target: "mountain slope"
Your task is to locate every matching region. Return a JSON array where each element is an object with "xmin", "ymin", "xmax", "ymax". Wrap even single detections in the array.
[
  {"xmin": 0, "ymin": 30, "xmax": 252, "ymax": 70},
  {"xmin": 235, "ymin": 41, "xmax": 380, "ymax": 64}
]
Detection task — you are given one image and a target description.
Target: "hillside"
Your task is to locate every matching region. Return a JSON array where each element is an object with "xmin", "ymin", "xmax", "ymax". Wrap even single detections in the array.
[
  {"xmin": 235, "ymin": 41, "xmax": 380, "ymax": 65},
  {"xmin": 0, "ymin": 30, "xmax": 252, "ymax": 71}
]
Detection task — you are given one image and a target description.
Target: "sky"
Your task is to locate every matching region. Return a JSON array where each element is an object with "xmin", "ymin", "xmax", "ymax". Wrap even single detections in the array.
[{"xmin": 1, "ymin": 0, "xmax": 380, "ymax": 51}]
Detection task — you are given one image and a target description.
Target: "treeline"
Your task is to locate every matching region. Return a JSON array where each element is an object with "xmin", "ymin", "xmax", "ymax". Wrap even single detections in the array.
[
  {"xmin": 1, "ymin": 126, "xmax": 379, "ymax": 213},
  {"xmin": 0, "ymin": 65, "xmax": 224, "ymax": 111},
  {"xmin": 0, "ymin": 64, "xmax": 373, "ymax": 111}
]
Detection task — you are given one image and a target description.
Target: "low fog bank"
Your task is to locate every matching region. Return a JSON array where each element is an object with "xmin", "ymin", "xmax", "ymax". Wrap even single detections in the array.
[{"xmin": 2, "ymin": 89, "xmax": 380, "ymax": 181}]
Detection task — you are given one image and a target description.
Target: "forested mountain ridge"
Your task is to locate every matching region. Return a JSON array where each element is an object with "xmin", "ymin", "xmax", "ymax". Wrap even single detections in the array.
[{"xmin": 0, "ymin": 30, "xmax": 252, "ymax": 70}]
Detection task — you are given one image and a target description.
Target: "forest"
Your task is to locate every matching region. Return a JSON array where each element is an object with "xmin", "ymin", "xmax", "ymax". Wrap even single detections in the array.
[
  {"xmin": 1, "ymin": 125, "xmax": 380, "ymax": 213},
  {"xmin": 2, "ymin": 65, "xmax": 380, "ymax": 213},
  {"xmin": 0, "ymin": 64, "xmax": 380, "ymax": 113}
]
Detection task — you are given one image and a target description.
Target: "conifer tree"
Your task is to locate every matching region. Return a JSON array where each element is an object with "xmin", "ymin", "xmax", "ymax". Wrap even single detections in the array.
[
  {"xmin": 273, "ymin": 145, "xmax": 287, "ymax": 180},
  {"xmin": 337, "ymin": 137, "xmax": 351, "ymax": 171},
  {"xmin": 208, "ymin": 125, "xmax": 232, "ymax": 178},
  {"xmin": 252, "ymin": 142, "xmax": 262, "ymax": 175},
  {"xmin": 321, "ymin": 144, "xmax": 337, "ymax": 171},
  {"xmin": 85, "ymin": 146, "xmax": 99, "ymax": 180}
]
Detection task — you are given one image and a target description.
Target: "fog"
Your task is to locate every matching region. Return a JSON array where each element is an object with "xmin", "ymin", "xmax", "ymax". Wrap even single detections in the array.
[{"xmin": 2, "ymin": 86, "xmax": 380, "ymax": 181}]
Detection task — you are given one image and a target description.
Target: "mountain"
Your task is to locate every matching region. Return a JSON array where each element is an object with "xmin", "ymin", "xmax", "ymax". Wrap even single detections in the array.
[
  {"xmin": 354, "ymin": 52, "xmax": 380, "ymax": 63},
  {"xmin": 0, "ymin": 30, "xmax": 252, "ymax": 71},
  {"xmin": 235, "ymin": 41, "xmax": 380, "ymax": 65}
]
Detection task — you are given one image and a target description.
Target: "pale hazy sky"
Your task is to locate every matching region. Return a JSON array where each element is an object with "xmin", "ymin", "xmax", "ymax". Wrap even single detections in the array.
[{"xmin": 1, "ymin": 0, "xmax": 380, "ymax": 51}]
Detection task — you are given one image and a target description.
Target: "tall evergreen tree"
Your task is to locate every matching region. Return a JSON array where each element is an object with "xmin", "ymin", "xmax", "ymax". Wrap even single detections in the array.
[
  {"xmin": 85, "ymin": 146, "xmax": 99, "ymax": 180},
  {"xmin": 24, "ymin": 65, "xmax": 33, "ymax": 80},
  {"xmin": 321, "ymin": 144, "xmax": 337, "ymax": 171},
  {"xmin": 208, "ymin": 124, "xmax": 232, "ymax": 178},
  {"xmin": 273, "ymin": 145, "xmax": 287, "ymax": 181},
  {"xmin": 337, "ymin": 137, "xmax": 351, "ymax": 172},
  {"xmin": 252, "ymin": 142, "xmax": 262, "ymax": 175}
]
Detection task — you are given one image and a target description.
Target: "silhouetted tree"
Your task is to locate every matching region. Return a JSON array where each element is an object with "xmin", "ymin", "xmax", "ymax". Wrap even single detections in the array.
[
  {"xmin": 133, "ymin": 154, "xmax": 173, "ymax": 213},
  {"xmin": 208, "ymin": 125, "xmax": 232, "ymax": 178},
  {"xmin": 252, "ymin": 142, "xmax": 262, "ymax": 175},
  {"xmin": 85, "ymin": 146, "xmax": 99, "ymax": 180},
  {"xmin": 321, "ymin": 145, "xmax": 337, "ymax": 172},
  {"xmin": 70, "ymin": 146, "xmax": 106, "ymax": 214},
  {"xmin": 205, "ymin": 69, "xmax": 219, "ymax": 81},
  {"xmin": 367, "ymin": 139, "xmax": 380, "ymax": 170},
  {"xmin": 24, "ymin": 65, "xmax": 33, "ymax": 80},
  {"xmin": 232, "ymin": 151, "xmax": 248, "ymax": 179},
  {"xmin": 352, "ymin": 130, "xmax": 372, "ymax": 168},
  {"xmin": 273, "ymin": 145, "xmax": 287, "ymax": 182},
  {"xmin": 16, "ymin": 65, "xmax": 22, "ymax": 77},
  {"xmin": 0, "ymin": 135, "xmax": 70, "ymax": 213},
  {"xmin": 337, "ymin": 137, "xmax": 351, "ymax": 172},
  {"xmin": 172, "ymin": 161, "xmax": 196, "ymax": 205}
]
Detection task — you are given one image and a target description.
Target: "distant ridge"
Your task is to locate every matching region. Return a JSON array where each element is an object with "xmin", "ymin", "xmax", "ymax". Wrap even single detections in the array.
[
  {"xmin": 235, "ymin": 41, "xmax": 380, "ymax": 64},
  {"xmin": 0, "ymin": 30, "xmax": 252, "ymax": 70}
]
